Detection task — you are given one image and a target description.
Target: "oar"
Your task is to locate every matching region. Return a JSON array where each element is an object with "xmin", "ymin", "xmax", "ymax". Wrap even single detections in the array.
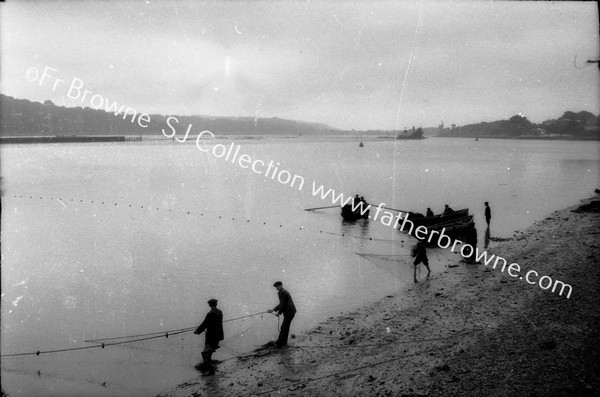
[{"xmin": 304, "ymin": 205, "xmax": 341, "ymax": 211}]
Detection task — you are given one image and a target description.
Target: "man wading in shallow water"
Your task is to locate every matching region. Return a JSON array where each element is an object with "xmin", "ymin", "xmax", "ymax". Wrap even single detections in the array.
[
  {"xmin": 485, "ymin": 201, "xmax": 492, "ymax": 226},
  {"xmin": 411, "ymin": 241, "xmax": 431, "ymax": 283},
  {"xmin": 194, "ymin": 299, "xmax": 224, "ymax": 376},
  {"xmin": 267, "ymin": 281, "xmax": 296, "ymax": 348}
]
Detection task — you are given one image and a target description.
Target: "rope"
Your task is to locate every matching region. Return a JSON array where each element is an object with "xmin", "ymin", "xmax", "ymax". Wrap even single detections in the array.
[
  {"xmin": 321, "ymin": 231, "xmax": 401, "ymax": 243},
  {"xmin": 357, "ymin": 253, "xmax": 412, "ymax": 258},
  {"xmin": 0, "ymin": 332, "xmax": 190, "ymax": 358},
  {"xmin": 234, "ymin": 327, "xmax": 480, "ymax": 362},
  {"xmin": 1, "ymin": 311, "xmax": 269, "ymax": 358},
  {"xmin": 85, "ymin": 311, "xmax": 269, "ymax": 343},
  {"xmin": 290, "ymin": 328, "xmax": 478, "ymax": 350},
  {"xmin": 84, "ymin": 327, "xmax": 195, "ymax": 343},
  {"xmin": 247, "ymin": 344, "xmax": 452, "ymax": 396},
  {"xmin": 10, "ymin": 194, "xmax": 412, "ymax": 244}
]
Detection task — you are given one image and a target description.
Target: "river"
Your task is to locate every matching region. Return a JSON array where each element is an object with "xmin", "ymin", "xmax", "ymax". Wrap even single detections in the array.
[{"xmin": 1, "ymin": 136, "xmax": 598, "ymax": 396}]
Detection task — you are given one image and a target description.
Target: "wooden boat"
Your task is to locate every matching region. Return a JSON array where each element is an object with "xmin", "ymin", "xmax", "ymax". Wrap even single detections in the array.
[
  {"xmin": 410, "ymin": 215, "xmax": 475, "ymax": 239},
  {"xmin": 441, "ymin": 217, "xmax": 475, "ymax": 238},
  {"xmin": 429, "ymin": 215, "xmax": 474, "ymax": 232},
  {"xmin": 341, "ymin": 203, "xmax": 369, "ymax": 220},
  {"xmin": 405, "ymin": 209, "xmax": 469, "ymax": 228}
]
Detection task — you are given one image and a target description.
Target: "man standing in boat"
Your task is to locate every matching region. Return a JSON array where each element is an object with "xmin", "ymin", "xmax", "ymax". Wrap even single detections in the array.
[
  {"xmin": 443, "ymin": 204, "xmax": 455, "ymax": 215},
  {"xmin": 426, "ymin": 208, "xmax": 435, "ymax": 218},
  {"xmin": 193, "ymin": 298, "xmax": 224, "ymax": 376},
  {"xmin": 360, "ymin": 196, "xmax": 370, "ymax": 217},
  {"xmin": 267, "ymin": 281, "xmax": 296, "ymax": 348}
]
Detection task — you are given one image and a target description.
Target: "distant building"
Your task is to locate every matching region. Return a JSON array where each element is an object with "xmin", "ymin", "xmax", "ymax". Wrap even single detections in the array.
[
  {"xmin": 528, "ymin": 127, "xmax": 546, "ymax": 136},
  {"xmin": 584, "ymin": 125, "xmax": 600, "ymax": 135}
]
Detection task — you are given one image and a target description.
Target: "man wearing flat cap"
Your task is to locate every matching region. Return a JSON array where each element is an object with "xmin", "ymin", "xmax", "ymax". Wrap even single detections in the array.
[
  {"xmin": 194, "ymin": 298, "xmax": 224, "ymax": 376},
  {"xmin": 267, "ymin": 281, "xmax": 296, "ymax": 348}
]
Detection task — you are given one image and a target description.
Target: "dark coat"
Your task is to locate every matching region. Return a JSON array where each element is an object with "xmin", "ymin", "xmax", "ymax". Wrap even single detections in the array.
[
  {"xmin": 412, "ymin": 244, "xmax": 428, "ymax": 261},
  {"xmin": 194, "ymin": 307, "xmax": 224, "ymax": 346},
  {"xmin": 485, "ymin": 206, "xmax": 491, "ymax": 220},
  {"xmin": 273, "ymin": 288, "xmax": 297, "ymax": 316}
]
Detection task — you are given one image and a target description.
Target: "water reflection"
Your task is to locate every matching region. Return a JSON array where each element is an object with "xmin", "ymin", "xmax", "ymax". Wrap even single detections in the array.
[
  {"xmin": 462, "ymin": 227, "xmax": 478, "ymax": 263},
  {"xmin": 357, "ymin": 218, "xmax": 370, "ymax": 239},
  {"xmin": 340, "ymin": 218, "xmax": 369, "ymax": 238},
  {"xmin": 484, "ymin": 225, "xmax": 491, "ymax": 249}
]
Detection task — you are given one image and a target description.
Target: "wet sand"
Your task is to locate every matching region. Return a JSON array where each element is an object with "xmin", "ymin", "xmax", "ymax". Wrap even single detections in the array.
[{"xmin": 159, "ymin": 193, "xmax": 600, "ymax": 397}]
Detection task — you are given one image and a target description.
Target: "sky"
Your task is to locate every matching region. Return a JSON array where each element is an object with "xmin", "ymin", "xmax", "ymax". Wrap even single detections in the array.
[{"xmin": 1, "ymin": 0, "xmax": 598, "ymax": 131}]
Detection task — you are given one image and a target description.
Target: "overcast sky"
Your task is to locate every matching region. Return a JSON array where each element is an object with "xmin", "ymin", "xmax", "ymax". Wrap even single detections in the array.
[{"xmin": 1, "ymin": 1, "xmax": 598, "ymax": 130}]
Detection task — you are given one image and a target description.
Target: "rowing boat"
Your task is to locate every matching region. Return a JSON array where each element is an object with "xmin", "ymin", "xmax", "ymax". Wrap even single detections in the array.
[
  {"xmin": 405, "ymin": 208, "xmax": 469, "ymax": 228},
  {"xmin": 406, "ymin": 214, "xmax": 475, "ymax": 240},
  {"xmin": 341, "ymin": 203, "xmax": 370, "ymax": 220},
  {"xmin": 429, "ymin": 215, "xmax": 473, "ymax": 230}
]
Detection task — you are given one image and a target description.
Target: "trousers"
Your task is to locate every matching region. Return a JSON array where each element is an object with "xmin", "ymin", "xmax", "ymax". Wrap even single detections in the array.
[
  {"xmin": 200, "ymin": 343, "xmax": 218, "ymax": 371},
  {"xmin": 277, "ymin": 313, "xmax": 295, "ymax": 347}
]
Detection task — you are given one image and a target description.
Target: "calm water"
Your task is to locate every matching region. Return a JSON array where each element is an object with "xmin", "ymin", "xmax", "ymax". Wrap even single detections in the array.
[{"xmin": 1, "ymin": 137, "xmax": 599, "ymax": 396}]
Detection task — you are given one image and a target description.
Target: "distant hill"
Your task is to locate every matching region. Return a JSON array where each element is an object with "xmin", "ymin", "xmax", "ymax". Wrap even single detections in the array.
[
  {"xmin": 438, "ymin": 111, "xmax": 600, "ymax": 138},
  {"xmin": 4, "ymin": 94, "xmax": 596, "ymax": 140},
  {"xmin": 0, "ymin": 94, "xmax": 338, "ymax": 137}
]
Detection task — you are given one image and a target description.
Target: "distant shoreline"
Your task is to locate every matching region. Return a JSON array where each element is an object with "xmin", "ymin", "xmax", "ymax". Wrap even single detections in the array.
[
  {"xmin": 438, "ymin": 135, "xmax": 600, "ymax": 141},
  {"xmin": 0, "ymin": 135, "xmax": 138, "ymax": 144},
  {"xmin": 2, "ymin": 134, "xmax": 600, "ymax": 144}
]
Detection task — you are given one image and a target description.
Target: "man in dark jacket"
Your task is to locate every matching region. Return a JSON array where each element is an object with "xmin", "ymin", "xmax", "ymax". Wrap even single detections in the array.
[
  {"xmin": 267, "ymin": 281, "xmax": 296, "ymax": 348},
  {"xmin": 194, "ymin": 298, "xmax": 224, "ymax": 376},
  {"xmin": 411, "ymin": 241, "xmax": 431, "ymax": 283},
  {"xmin": 485, "ymin": 202, "xmax": 492, "ymax": 226}
]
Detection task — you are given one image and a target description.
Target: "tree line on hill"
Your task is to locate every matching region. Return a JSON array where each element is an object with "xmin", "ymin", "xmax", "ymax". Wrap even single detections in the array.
[
  {"xmin": 0, "ymin": 94, "xmax": 336, "ymax": 137},
  {"xmin": 438, "ymin": 111, "xmax": 600, "ymax": 138},
  {"xmin": 1, "ymin": 94, "xmax": 598, "ymax": 139}
]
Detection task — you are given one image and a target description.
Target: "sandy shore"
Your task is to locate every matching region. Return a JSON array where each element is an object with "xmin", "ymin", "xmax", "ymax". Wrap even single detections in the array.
[{"xmin": 159, "ymin": 194, "xmax": 600, "ymax": 397}]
